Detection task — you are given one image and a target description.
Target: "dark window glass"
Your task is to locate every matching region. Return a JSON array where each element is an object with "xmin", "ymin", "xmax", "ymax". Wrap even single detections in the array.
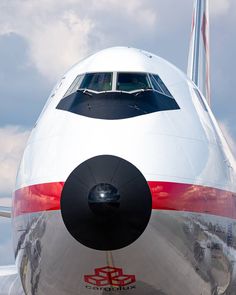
[
  {"xmin": 149, "ymin": 75, "xmax": 163, "ymax": 93},
  {"xmin": 152, "ymin": 74, "xmax": 172, "ymax": 97},
  {"xmin": 80, "ymin": 72, "xmax": 112, "ymax": 92},
  {"xmin": 64, "ymin": 73, "xmax": 112, "ymax": 97},
  {"xmin": 64, "ymin": 75, "xmax": 84, "ymax": 97},
  {"xmin": 117, "ymin": 73, "xmax": 151, "ymax": 91}
]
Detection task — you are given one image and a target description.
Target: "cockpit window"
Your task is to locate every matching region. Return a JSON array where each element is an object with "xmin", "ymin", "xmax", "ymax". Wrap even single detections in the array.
[
  {"xmin": 117, "ymin": 73, "xmax": 151, "ymax": 91},
  {"xmin": 149, "ymin": 75, "xmax": 163, "ymax": 93},
  {"xmin": 150, "ymin": 74, "xmax": 172, "ymax": 97},
  {"xmin": 64, "ymin": 75, "xmax": 84, "ymax": 97},
  {"xmin": 63, "ymin": 71, "xmax": 173, "ymax": 99},
  {"xmin": 63, "ymin": 72, "xmax": 112, "ymax": 97},
  {"xmin": 58, "ymin": 71, "xmax": 180, "ymax": 119},
  {"xmin": 80, "ymin": 72, "xmax": 112, "ymax": 92}
]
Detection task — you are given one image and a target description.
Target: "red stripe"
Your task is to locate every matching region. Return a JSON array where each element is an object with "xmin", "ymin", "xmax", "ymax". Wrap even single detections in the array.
[
  {"xmin": 13, "ymin": 181, "xmax": 236, "ymax": 219},
  {"xmin": 150, "ymin": 182, "xmax": 236, "ymax": 219},
  {"xmin": 13, "ymin": 182, "xmax": 64, "ymax": 217}
]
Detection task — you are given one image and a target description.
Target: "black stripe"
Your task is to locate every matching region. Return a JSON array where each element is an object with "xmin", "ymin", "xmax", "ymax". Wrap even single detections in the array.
[{"xmin": 56, "ymin": 90, "xmax": 180, "ymax": 120}]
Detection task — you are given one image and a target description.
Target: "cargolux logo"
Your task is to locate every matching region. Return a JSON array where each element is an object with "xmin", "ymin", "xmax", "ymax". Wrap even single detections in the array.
[{"xmin": 84, "ymin": 266, "xmax": 136, "ymax": 287}]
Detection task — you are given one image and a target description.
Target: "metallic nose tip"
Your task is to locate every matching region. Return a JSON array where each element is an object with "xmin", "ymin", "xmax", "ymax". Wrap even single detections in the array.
[
  {"xmin": 88, "ymin": 183, "xmax": 120, "ymax": 216},
  {"xmin": 61, "ymin": 155, "xmax": 152, "ymax": 251}
]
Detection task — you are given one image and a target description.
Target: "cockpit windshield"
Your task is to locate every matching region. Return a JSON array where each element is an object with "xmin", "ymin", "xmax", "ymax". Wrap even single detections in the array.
[
  {"xmin": 64, "ymin": 72, "xmax": 112, "ymax": 97},
  {"xmin": 117, "ymin": 73, "xmax": 151, "ymax": 91},
  {"xmin": 63, "ymin": 71, "xmax": 173, "ymax": 98},
  {"xmin": 58, "ymin": 71, "xmax": 179, "ymax": 119},
  {"xmin": 80, "ymin": 73, "xmax": 112, "ymax": 92}
]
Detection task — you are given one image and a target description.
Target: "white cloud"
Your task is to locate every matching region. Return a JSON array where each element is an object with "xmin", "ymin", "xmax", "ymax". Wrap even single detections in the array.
[
  {"xmin": 92, "ymin": 0, "xmax": 156, "ymax": 26},
  {"xmin": 0, "ymin": 1, "xmax": 94, "ymax": 81},
  {"xmin": 0, "ymin": 126, "xmax": 30, "ymax": 199},
  {"xmin": 0, "ymin": 0, "xmax": 157, "ymax": 81},
  {"xmin": 209, "ymin": 0, "xmax": 231, "ymax": 17},
  {"xmin": 28, "ymin": 11, "xmax": 93, "ymax": 81}
]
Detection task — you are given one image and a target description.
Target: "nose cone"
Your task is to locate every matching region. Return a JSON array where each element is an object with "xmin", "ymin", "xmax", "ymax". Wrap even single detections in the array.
[{"xmin": 61, "ymin": 155, "xmax": 152, "ymax": 251}]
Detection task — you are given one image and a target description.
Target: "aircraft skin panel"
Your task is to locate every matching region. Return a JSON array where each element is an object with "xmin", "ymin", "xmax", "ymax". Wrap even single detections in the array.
[
  {"xmin": 15, "ymin": 71, "xmax": 236, "ymax": 193},
  {"xmin": 14, "ymin": 51, "xmax": 235, "ymax": 196},
  {"xmin": 12, "ymin": 210, "xmax": 236, "ymax": 294}
]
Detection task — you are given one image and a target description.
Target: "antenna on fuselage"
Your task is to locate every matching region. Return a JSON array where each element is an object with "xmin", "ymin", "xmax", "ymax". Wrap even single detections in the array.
[{"xmin": 187, "ymin": 0, "xmax": 210, "ymax": 106}]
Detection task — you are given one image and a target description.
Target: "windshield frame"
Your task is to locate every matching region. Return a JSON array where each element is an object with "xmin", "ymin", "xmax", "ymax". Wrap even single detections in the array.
[{"xmin": 63, "ymin": 71, "xmax": 173, "ymax": 98}]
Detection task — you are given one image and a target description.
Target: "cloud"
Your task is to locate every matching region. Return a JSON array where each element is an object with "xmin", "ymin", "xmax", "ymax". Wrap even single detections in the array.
[
  {"xmin": 0, "ymin": 126, "xmax": 30, "ymax": 200},
  {"xmin": 28, "ymin": 11, "xmax": 93, "ymax": 81},
  {"xmin": 92, "ymin": 0, "xmax": 156, "ymax": 26},
  {"xmin": 0, "ymin": 1, "xmax": 94, "ymax": 81},
  {"xmin": 0, "ymin": 33, "xmax": 52, "ymax": 127},
  {"xmin": 0, "ymin": 0, "xmax": 157, "ymax": 82}
]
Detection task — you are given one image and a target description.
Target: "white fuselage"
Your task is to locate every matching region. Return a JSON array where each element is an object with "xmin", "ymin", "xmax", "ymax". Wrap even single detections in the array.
[{"xmin": 12, "ymin": 47, "xmax": 236, "ymax": 295}]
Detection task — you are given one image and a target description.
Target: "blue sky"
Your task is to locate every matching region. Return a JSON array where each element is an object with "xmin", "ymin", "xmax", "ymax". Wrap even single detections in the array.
[{"xmin": 0, "ymin": 0, "xmax": 235, "ymax": 265}]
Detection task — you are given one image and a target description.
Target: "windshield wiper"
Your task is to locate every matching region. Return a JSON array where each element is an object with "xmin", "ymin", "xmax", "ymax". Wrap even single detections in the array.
[
  {"xmin": 83, "ymin": 89, "xmax": 93, "ymax": 96},
  {"xmin": 133, "ymin": 88, "xmax": 152, "ymax": 96}
]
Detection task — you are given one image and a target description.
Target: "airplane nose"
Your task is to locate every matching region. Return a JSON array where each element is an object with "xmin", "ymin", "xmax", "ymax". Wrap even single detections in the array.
[{"xmin": 60, "ymin": 155, "xmax": 152, "ymax": 251}]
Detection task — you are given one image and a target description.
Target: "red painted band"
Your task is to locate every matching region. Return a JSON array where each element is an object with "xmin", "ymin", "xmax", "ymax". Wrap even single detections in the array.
[
  {"xmin": 13, "ymin": 181, "xmax": 236, "ymax": 219},
  {"xmin": 13, "ymin": 182, "xmax": 64, "ymax": 217},
  {"xmin": 149, "ymin": 181, "xmax": 236, "ymax": 219}
]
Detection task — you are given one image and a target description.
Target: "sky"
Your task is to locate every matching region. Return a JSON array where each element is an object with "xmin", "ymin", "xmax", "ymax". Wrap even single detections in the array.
[{"xmin": 0, "ymin": 0, "xmax": 235, "ymax": 265}]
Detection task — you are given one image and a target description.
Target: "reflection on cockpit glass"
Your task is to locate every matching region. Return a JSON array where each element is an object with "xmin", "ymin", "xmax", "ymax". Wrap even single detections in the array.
[
  {"xmin": 63, "ymin": 71, "xmax": 173, "ymax": 99},
  {"xmin": 80, "ymin": 73, "xmax": 112, "ymax": 92},
  {"xmin": 64, "ymin": 73, "xmax": 112, "ymax": 97},
  {"xmin": 64, "ymin": 75, "xmax": 84, "ymax": 97},
  {"xmin": 117, "ymin": 73, "xmax": 151, "ymax": 91},
  {"xmin": 152, "ymin": 74, "xmax": 172, "ymax": 97}
]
